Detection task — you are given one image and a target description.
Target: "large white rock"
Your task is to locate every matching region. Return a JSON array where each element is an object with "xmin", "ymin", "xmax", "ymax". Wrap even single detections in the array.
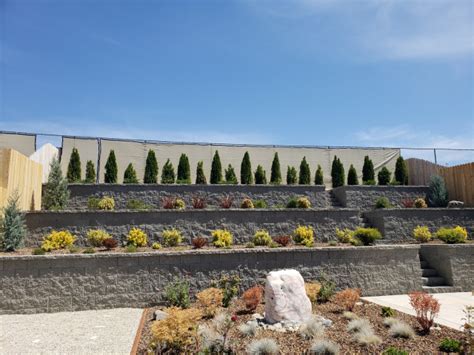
[{"xmin": 264, "ymin": 269, "xmax": 312, "ymax": 324}]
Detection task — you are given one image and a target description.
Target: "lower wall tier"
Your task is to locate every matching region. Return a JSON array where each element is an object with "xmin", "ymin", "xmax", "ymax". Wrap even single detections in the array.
[
  {"xmin": 25, "ymin": 209, "xmax": 362, "ymax": 247},
  {"xmin": 0, "ymin": 245, "xmax": 424, "ymax": 314}
]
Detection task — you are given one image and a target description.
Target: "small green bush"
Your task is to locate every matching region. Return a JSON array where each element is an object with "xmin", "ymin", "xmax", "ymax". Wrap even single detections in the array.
[
  {"xmin": 85, "ymin": 160, "xmax": 96, "ymax": 183},
  {"xmin": 161, "ymin": 159, "xmax": 176, "ymax": 184},
  {"xmin": 126, "ymin": 199, "xmax": 151, "ymax": 210},
  {"xmin": 382, "ymin": 347, "xmax": 408, "ymax": 355},
  {"xmin": 123, "ymin": 163, "xmax": 139, "ymax": 184},
  {"xmin": 335, "ymin": 228, "xmax": 354, "ymax": 244},
  {"xmin": 413, "ymin": 226, "xmax": 432, "ymax": 243},
  {"xmin": 438, "ymin": 338, "xmax": 461, "ymax": 353},
  {"xmin": 152, "ymin": 242, "xmax": 162, "ymax": 250},
  {"xmin": 293, "ymin": 225, "xmax": 314, "ymax": 247},
  {"xmin": 317, "ymin": 275, "xmax": 336, "ymax": 303},
  {"xmin": 286, "ymin": 166, "xmax": 297, "ymax": 185},
  {"xmin": 314, "ymin": 165, "xmax": 324, "ymax": 185},
  {"xmin": 195, "ymin": 161, "xmax": 207, "ymax": 184},
  {"xmin": 254, "ymin": 165, "xmax": 267, "ymax": 185},
  {"xmin": 286, "ymin": 197, "xmax": 298, "ymax": 208},
  {"xmin": 378, "ymin": 167, "xmax": 391, "ymax": 185},
  {"xmin": 32, "ymin": 248, "xmax": 45, "ymax": 255},
  {"xmin": 375, "ymin": 197, "xmax": 391, "ymax": 209},
  {"xmin": 253, "ymin": 229, "xmax": 272, "ymax": 246},
  {"xmin": 87, "ymin": 196, "xmax": 100, "ymax": 210},
  {"xmin": 164, "ymin": 278, "xmax": 190, "ymax": 308},
  {"xmin": 162, "ymin": 229, "xmax": 182, "ymax": 247},
  {"xmin": 254, "ymin": 199, "xmax": 267, "ymax": 208},
  {"xmin": 97, "ymin": 196, "xmax": 115, "ymax": 210},
  {"xmin": 125, "ymin": 244, "xmax": 137, "ymax": 253},
  {"xmin": 435, "ymin": 226, "xmax": 467, "ymax": 244},
  {"xmin": 0, "ymin": 192, "xmax": 26, "ymax": 251},
  {"xmin": 216, "ymin": 274, "xmax": 241, "ymax": 308},
  {"xmin": 246, "ymin": 242, "xmax": 255, "ymax": 248},
  {"xmin": 87, "ymin": 229, "xmax": 111, "ymax": 247},
  {"xmin": 224, "ymin": 164, "xmax": 238, "ymax": 184},
  {"xmin": 43, "ymin": 157, "xmax": 69, "ymax": 211},
  {"xmin": 352, "ymin": 227, "xmax": 382, "ymax": 245},
  {"xmin": 83, "ymin": 247, "xmax": 95, "ymax": 254},
  {"xmin": 381, "ymin": 306, "xmax": 396, "ymax": 318},
  {"xmin": 212, "ymin": 229, "xmax": 233, "ymax": 248}
]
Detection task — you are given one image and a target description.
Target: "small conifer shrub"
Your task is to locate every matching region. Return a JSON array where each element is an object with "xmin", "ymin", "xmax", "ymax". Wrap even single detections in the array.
[
  {"xmin": 362, "ymin": 155, "xmax": 375, "ymax": 183},
  {"xmin": 270, "ymin": 152, "xmax": 282, "ymax": 184},
  {"xmin": 299, "ymin": 157, "xmax": 311, "ymax": 185},
  {"xmin": 394, "ymin": 156, "xmax": 408, "ymax": 185},
  {"xmin": 314, "ymin": 165, "xmax": 324, "ymax": 185},
  {"xmin": 375, "ymin": 196, "xmax": 392, "ymax": 209},
  {"xmin": 210, "ymin": 151, "xmax": 223, "ymax": 184},
  {"xmin": 331, "ymin": 156, "xmax": 345, "ymax": 188},
  {"xmin": 293, "ymin": 225, "xmax": 314, "ymax": 247},
  {"xmin": 427, "ymin": 175, "xmax": 448, "ymax": 207},
  {"xmin": 85, "ymin": 160, "xmax": 96, "ymax": 183},
  {"xmin": 161, "ymin": 159, "xmax": 176, "ymax": 184},
  {"xmin": 254, "ymin": 165, "xmax": 267, "ymax": 184},
  {"xmin": 177, "ymin": 153, "xmax": 191, "ymax": 184},
  {"xmin": 123, "ymin": 163, "xmax": 139, "ymax": 183},
  {"xmin": 347, "ymin": 164, "xmax": 359, "ymax": 185},
  {"xmin": 253, "ymin": 229, "xmax": 272, "ymax": 246},
  {"xmin": 43, "ymin": 157, "xmax": 70, "ymax": 211},
  {"xmin": 195, "ymin": 161, "xmax": 207, "ymax": 184},
  {"xmin": 0, "ymin": 192, "xmax": 26, "ymax": 251},
  {"xmin": 104, "ymin": 150, "xmax": 118, "ymax": 183},
  {"xmin": 164, "ymin": 278, "xmax": 191, "ymax": 308},
  {"xmin": 378, "ymin": 167, "xmax": 391, "ymax": 185},
  {"xmin": 224, "ymin": 164, "xmax": 238, "ymax": 184},
  {"xmin": 144, "ymin": 150, "xmax": 158, "ymax": 183},
  {"xmin": 240, "ymin": 151, "xmax": 253, "ymax": 184},
  {"xmin": 286, "ymin": 166, "xmax": 297, "ymax": 185},
  {"xmin": 66, "ymin": 148, "xmax": 82, "ymax": 183}
]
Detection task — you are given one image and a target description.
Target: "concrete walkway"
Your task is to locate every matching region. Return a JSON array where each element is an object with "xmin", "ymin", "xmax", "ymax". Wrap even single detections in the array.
[
  {"xmin": 0, "ymin": 308, "xmax": 143, "ymax": 355},
  {"xmin": 363, "ymin": 292, "xmax": 474, "ymax": 330}
]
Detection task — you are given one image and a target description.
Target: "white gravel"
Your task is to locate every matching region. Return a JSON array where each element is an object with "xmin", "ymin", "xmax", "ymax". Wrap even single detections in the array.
[{"xmin": 0, "ymin": 308, "xmax": 143, "ymax": 355}]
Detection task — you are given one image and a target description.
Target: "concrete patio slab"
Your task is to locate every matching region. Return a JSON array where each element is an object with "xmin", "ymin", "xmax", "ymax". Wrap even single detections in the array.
[
  {"xmin": 0, "ymin": 308, "xmax": 143, "ymax": 355},
  {"xmin": 363, "ymin": 292, "xmax": 473, "ymax": 330}
]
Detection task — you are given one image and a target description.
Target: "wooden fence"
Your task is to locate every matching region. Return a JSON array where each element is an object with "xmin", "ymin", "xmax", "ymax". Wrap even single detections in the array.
[
  {"xmin": 440, "ymin": 162, "xmax": 474, "ymax": 207},
  {"xmin": 406, "ymin": 158, "xmax": 441, "ymax": 185}
]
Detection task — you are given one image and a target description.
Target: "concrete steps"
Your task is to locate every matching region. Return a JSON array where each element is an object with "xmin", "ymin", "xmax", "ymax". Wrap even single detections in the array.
[
  {"xmin": 422, "ymin": 286, "xmax": 462, "ymax": 294},
  {"xmin": 421, "ymin": 268, "xmax": 438, "ymax": 277},
  {"xmin": 419, "ymin": 253, "xmax": 451, "ymax": 289},
  {"xmin": 422, "ymin": 276, "xmax": 446, "ymax": 286}
]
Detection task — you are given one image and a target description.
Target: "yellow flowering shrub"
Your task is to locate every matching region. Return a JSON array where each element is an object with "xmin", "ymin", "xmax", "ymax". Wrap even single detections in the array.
[
  {"xmin": 127, "ymin": 227, "xmax": 147, "ymax": 247},
  {"xmin": 152, "ymin": 242, "xmax": 162, "ymax": 250},
  {"xmin": 305, "ymin": 282, "xmax": 322, "ymax": 303},
  {"xmin": 336, "ymin": 228, "xmax": 354, "ymax": 244},
  {"xmin": 212, "ymin": 229, "xmax": 233, "ymax": 248},
  {"xmin": 151, "ymin": 307, "xmax": 202, "ymax": 351},
  {"xmin": 41, "ymin": 230, "xmax": 76, "ymax": 251},
  {"xmin": 87, "ymin": 229, "xmax": 111, "ymax": 247},
  {"xmin": 97, "ymin": 196, "xmax": 115, "ymax": 210},
  {"xmin": 414, "ymin": 198, "xmax": 428, "ymax": 208},
  {"xmin": 174, "ymin": 198, "xmax": 186, "ymax": 210},
  {"xmin": 196, "ymin": 288, "xmax": 223, "ymax": 318},
  {"xmin": 293, "ymin": 225, "xmax": 314, "ymax": 247},
  {"xmin": 413, "ymin": 226, "xmax": 431, "ymax": 243},
  {"xmin": 162, "ymin": 229, "xmax": 182, "ymax": 247},
  {"xmin": 436, "ymin": 226, "xmax": 467, "ymax": 244},
  {"xmin": 253, "ymin": 229, "xmax": 272, "ymax": 246},
  {"xmin": 240, "ymin": 198, "xmax": 254, "ymax": 209},
  {"xmin": 297, "ymin": 197, "xmax": 312, "ymax": 208}
]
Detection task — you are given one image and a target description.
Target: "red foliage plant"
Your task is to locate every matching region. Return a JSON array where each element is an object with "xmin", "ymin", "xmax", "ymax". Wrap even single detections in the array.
[
  {"xmin": 409, "ymin": 291, "xmax": 441, "ymax": 333},
  {"xmin": 334, "ymin": 288, "xmax": 361, "ymax": 311},
  {"xmin": 192, "ymin": 237, "xmax": 207, "ymax": 249},
  {"xmin": 401, "ymin": 199, "xmax": 415, "ymax": 208},
  {"xmin": 192, "ymin": 196, "xmax": 207, "ymax": 209},
  {"xmin": 220, "ymin": 195, "xmax": 234, "ymax": 209},
  {"xmin": 242, "ymin": 285, "xmax": 264, "ymax": 312},
  {"xmin": 162, "ymin": 197, "xmax": 175, "ymax": 209},
  {"xmin": 273, "ymin": 235, "xmax": 291, "ymax": 247},
  {"xmin": 102, "ymin": 238, "xmax": 118, "ymax": 250}
]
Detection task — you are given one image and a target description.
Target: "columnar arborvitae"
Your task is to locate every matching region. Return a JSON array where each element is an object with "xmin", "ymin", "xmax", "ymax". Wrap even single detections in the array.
[
  {"xmin": 85, "ymin": 160, "xmax": 96, "ymax": 183},
  {"xmin": 286, "ymin": 166, "xmax": 297, "ymax": 185},
  {"xmin": 123, "ymin": 163, "xmax": 139, "ymax": 184},
  {"xmin": 144, "ymin": 150, "xmax": 158, "ymax": 184},
  {"xmin": 298, "ymin": 157, "xmax": 311, "ymax": 185},
  {"xmin": 377, "ymin": 167, "xmax": 391, "ymax": 185},
  {"xmin": 240, "ymin": 151, "xmax": 253, "ymax": 184},
  {"xmin": 43, "ymin": 157, "xmax": 69, "ymax": 210},
  {"xmin": 270, "ymin": 152, "xmax": 282, "ymax": 185},
  {"xmin": 347, "ymin": 164, "xmax": 359, "ymax": 185},
  {"xmin": 195, "ymin": 161, "xmax": 207, "ymax": 184},
  {"xmin": 427, "ymin": 175, "xmax": 448, "ymax": 207},
  {"xmin": 362, "ymin": 156, "xmax": 375, "ymax": 184},
  {"xmin": 177, "ymin": 153, "xmax": 191, "ymax": 184},
  {"xmin": 331, "ymin": 156, "xmax": 345, "ymax": 188},
  {"xmin": 210, "ymin": 151, "xmax": 223, "ymax": 184},
  {"xmin": 104, "ymin": 150, "xmax": 118, "ymax": 183},
  {"xmin": 66, "ymin": 148, "xmax": 81, "ymax": 183},
  {"xmin": 161, "ymin": 159, "xmax": 176, "ymax": 184},
  {"xmin": 314, "ymin": 165, "xmax": 324, "ymax": 185},
  {"xmin": 394, "ymin": 156, "xmax": 409, "ymax": 185},
  {"xmin": 0, "ymin": 192, "xmax": 26, "ymax": 251},
  {"xmin": 254, "ymin": 165, "xmax": 267, "ymax": 184},
  {"xmin": 225, "ymin": 164, "xmax": 238, "ymax": 184}
]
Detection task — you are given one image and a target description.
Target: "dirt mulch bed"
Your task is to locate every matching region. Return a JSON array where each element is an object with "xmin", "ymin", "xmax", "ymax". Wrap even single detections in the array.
[{"xmin": 136, "ymin": 299, "xmax": 466, "ymax": 354}]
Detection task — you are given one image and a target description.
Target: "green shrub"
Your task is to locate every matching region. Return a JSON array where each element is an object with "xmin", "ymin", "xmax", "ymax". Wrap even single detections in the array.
[
  {"xmin": 293, "ymin": 225, "xmax": 314, "ymax": 247},
  {"xmin": 435, "ymin": 226, "xmax": 467, "ymax": 244},
  {"xmin": 438, "ymin": 338, "xmax": 461, "ymax": 353},
  {"xmin": 212, "ymin": 229, "xmax": 233, "ymax": 248},
  {"xmin": 126, "ymin": 199, "xmax": 151, "ymax": 210},
  {"xmin": 144, "ymin": 150, "xmax": 158, "ymax": 183},
  {"xmin": 32, "ymin": 247, "xmax": 45, "ymax": 255},
  {"xmin": 161, "ymin": 159, "xmax": 176, "ymax": 184},
  {"xmin": 335, "ymin": 228, "xmax": 354, "ymax": 244},
  {"xmin": 363, "ymin": 179, "xmax": 376, "ymax": 185},
  {"xmin": 43, "ymin": 157, "xmax": 69, "ymax": 211},
  {"xmin": 87, "ymin": 229, "xmax": 111, "ymax": 247},
  {"xmin": 375, "ymin": 197, "xmax": 391, "ymax": 209},
  {"xmin": 176, "ymin": 153, "xmax": 191, "ymax": 184},
  {"xmin": 210, "ymin": 151, "xmax": 223, "ymax": 184},
  {"xmin": 427, "ymin": 175, "xmax": 449, "ymax": 207},
  {"xmin": 286, "ymin": 166, "xmax": 297, "ymax": 185},
  {"xmin": 394, "ymin": 156, "xmax": 408, "ymax": 185},
  {"xmin": 362, "ymin": 156, "xmax": 374, "ymax": 183},
  {"xmin": 331, "ymin": 156, "xmax": 345, "ymax": 188},
  {"xmin": 314, "ymin": 165, "xmax": 324, "ymax": 185},
  {"xmin": 317, "ymin": 275, "xmax": 336, "ymax": 303},
  {"xmin": 352, "ymin": 227, "xmax": 382, "ymax": 245},
  {"xmin": 68, "ymin": 245, "xmax": 79, "ymax": 254},
  {"xmin": 381, "ymin": 306, "xmax": 396, "ymax": 318},
  {"xmin": 254, "ymin": 199, "xmax": 267, "ymax": 208},
  {"xmin": 67, "ymin": 148, "xmax": 82, "ymax": 183},
  {"xmin": 83, "ymin": 247, "xmax": 95, "ymax": 254},
  {"xmin": 414, "ymin": 198, "xmax": 427, "ymax": 208},
  {"xmin": 162, "ymin": 229, "xmax": 182, "ymax": 247},
  {"xmin": 125, "ymin": 244, "xmax": 137, "ymax": 253},
  {"xmin": 224, "ymin": 164, "xmax": 237, "ymax": 184},
  {"xmin": 123, "ymin": 163, "xmax": 139, "ymax": 183},
  {"xmin": 240, "ymin": 151, "xmax": 253, "ymax": 184},
  {"xmin": 0, "ymin": 192, "xmax": 26, "ymax": 251},
  {"xmin": 347, "ymin": 164, "xmax": 358, "ymax": 185},
  {"xmin": 298, "ymin": 157, "xmax": 311, "ymax": 185},
  {"xmin": 104, "ymin": 150, "xmax": 118, "ymax": 183},
  {"xmin": 97, "ymin": 196, "xmax": 115, "ymax": 210},
  {"xmin": 85, "ymin": 160, "xmax": 96, "ymax": 183},
  {"xmin": 377, "ymin": 167, "xmax": 391, "ymax": 185},
  {"xmin": 382, "ymin": 347, "xmax": 408, "ymax": 355},
  {"xmin": 270, "ymin": 152, "xmax": 282, "ymax": 185},
  {"xmin": 254, "ymin": 165, "xmax": 267, "ymax": 184},
  {"xmin": 87, "ymin": 196, "xmax": 100, "ymax": 210},
  {"xmin": 413, "ymin": 226, "xmax": 432, "ymax": 243},
  {"xmin": 328, "ymin": 240, "xmax": 338, "ymax": 246},
  {"xmin": 195, "ymin": 161, "xmax": 207, "ymax": 184},
  {"xmin": 152, "ymin": 242, "xmax": 162, "ymax": 250},
  {"xmin": 241, "ymin": 198, "xmax": 254, "ymax": 209},
  {"xmin": 216, "ymin": 274, "xmax": 241, "ymax": 307},
  {"xmin": 246, "ymin": 242, "xmax": 255, "ymax": 248},
  {"xmin": 164, "ymin": 278, "xmax": 190, "ymax": 308},
  {"xmin": 286, "ymin": 197, "xmax": 298, "ymax": 208},
  {"xmin": 253, "ymin": 229, "xmax": 272, "ymax": 246}
]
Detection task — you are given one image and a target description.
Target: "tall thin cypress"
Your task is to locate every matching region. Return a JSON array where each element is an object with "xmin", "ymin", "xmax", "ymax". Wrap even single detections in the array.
[
  {"xmin": 362, "ymin": 156, "xmax": 375, "ymax": 184},
  {"xmin": 177, "ymin": 153, "xmax": 191, "ymax": 184},
  {"xmin": 286, "ymin": 166, "xmax": 297, "ymax": 185},
  {"xmin": 347, "ymin": 164, "xmax": 359, "ymax": 185},
  {"xmin": 298, "ymin": 157, "xmax": 311, "ymax": 185},
  {"xmin": 240, "ymin": 151, "xmax": 253, "ymax": 184},
  {"xmin": 123, "ymin": 163, "xmax": 139, "ymax": 183},
  {"xmin": 254, "ymin": 165, "xmax": 267, "ymax": 184},
  {"xmin": 331, "ymin": 156, "xmax": 345, "ymax": 188},
  {"xmin": 314, "ymin": 165, "xmax": 324, "ymax": 185},
  {"xmin": 394, "ymin": 156, "xmax": 409, "ymax": 185},
  {"xmin": 270, "ymin": 152, "xmax": 282, "ymax": 185},
  {"xmin": 161, "ymin": 159, "xmax": 176, "ymax": 184},
  {"xmin": 195, "ymin": 161, "xmax": 207, "ymax": 184},
  {"xmin": 225, "ymin": 164, "xmax": 238, "ymax": 184},
  {"xmin": 104, "ymin": 150, "xmax": 118, "ymax": 183},
  {"xmin": 144, "ymin": 150, "xmax": 158, "ymax": 184},
  {"xmin": 43, "ymin": 157, "xmax": 69, "ymax": 210},
  {"xmin": 210, "ymin": 151, "xmax": 223, "ymax": 184},
  {"xmin": 66, "ymin": 148, "xmax": 81, "ymax": 183},
  {"xmin": 85, "ymin": 160, "xmax": 96, "ymax": 183}
]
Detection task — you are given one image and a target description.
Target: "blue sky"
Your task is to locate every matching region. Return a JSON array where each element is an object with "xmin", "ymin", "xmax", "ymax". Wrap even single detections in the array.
[{"xmin": 1, "ymin": 0, "xmax": 473, "ymax": 157}]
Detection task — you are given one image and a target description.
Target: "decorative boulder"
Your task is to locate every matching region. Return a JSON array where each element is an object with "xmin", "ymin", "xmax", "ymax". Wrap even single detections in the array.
[
  {"xmin": 448, "ymin": 200, "xmax": 464, "ymax": 208},
  {"xmin": 264, "ymin": 269, "xmax": 312, "ymax": 324}
]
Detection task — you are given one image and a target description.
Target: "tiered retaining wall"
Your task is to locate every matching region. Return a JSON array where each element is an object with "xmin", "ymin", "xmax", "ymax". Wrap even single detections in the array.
[{"xmin": 0, "ymin": 245, "xmax": 423, "ymax": 314}]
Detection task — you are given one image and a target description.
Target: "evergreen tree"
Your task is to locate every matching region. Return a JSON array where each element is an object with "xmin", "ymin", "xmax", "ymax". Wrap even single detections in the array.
[
  {"xmin": 314, "ymin": 165, "xmax": 324, "ymax": 185},
  {"xmin": 394, "ymin": 156, "xmax": 409, "ymax": 185},
  {"xmin": 85, "ymin": 160, "xmax": 96, "ymax": 183},
  {"xmin": 43, "ymin": 157, "xmax": 69, "ymax": 210},
  {"xmin": 362, "ymin": 155, "xmax": 375, "ymax": 184},
  {"xmin": 270, "ymin": 152, "xmax": 282, "ymax": 185},
  {"xmin": 161, "ymin": 159, "xmax": 176, "ymax": 184},
  {"xmin": 210, "ymin": 151, "xmax": 223, "ymax": 184},
  {"xmin": 254, "ymin": 165, "xmax": 267, "ymax": 184},
  {"xmin": 144, "ymin": 150, "xmax": 158, "ymax": 184},
  {"xmin": 347, "ymin": 164, "xmax": 359, "ymax": 185},
  {"xmin": 0, "ymin": 191, "xmax": 26, "ymax": 251},
  {"xmin": 195, "ymin": 161, "xmax": 207, "ymax": 184},
  {"xmin": 177, "ymin": 153, "xmax": 191, "ymax": 184},
  {"xmin": 298, "ymin": 157, "xmax": 311, "ymax": 185},
  {"xmin": 286, "ymin": 166, "xmax": 297, "ymax": 185},
  {"xmin": 66, "ymin": 148, "xmax": 81, "ymax": 183},
  {"xmin": 123, "ymin": 163, "xmax": 139, "ymax": 184},
  {"xmin": 427, "ymin": 175, "xmax": 448, "ymax": 207},
  {"xmin": 104, "ymin": 150, "xmax": 118, "ymax": 183},
  {"xmin": 331, "ymin": 156, "xmax": 345, "ymax": 188},
  {"xmin": 377, "ymin": 167, "xmax": 391, "ymax": 185},
  {"xmin": 225, "ymin": 164, "xmax": 238, "ymax": 184},
  {"xmin": 240, "ymin": 151, "xmax": 253, "ymax": 184}
]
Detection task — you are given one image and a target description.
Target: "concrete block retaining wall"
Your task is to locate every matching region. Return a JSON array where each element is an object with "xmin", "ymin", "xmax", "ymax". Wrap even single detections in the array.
[
  {"xmin": 332, "ymin": 185, "xmax": 430, "ymax": 210},
  {"xmin": 65, "ymin": 184, "xmax": 329, "ymax": 210},
  {"xmin": 0, "ymin": 245, "xmax": 423, "ymax": 314},
  {"xmin": 25, "ymin": 209, "xmax": 362, "ymax": 247},
  {"xmin": 364, "ymin": 209, "xmax": 474, "ymax": 243}
]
